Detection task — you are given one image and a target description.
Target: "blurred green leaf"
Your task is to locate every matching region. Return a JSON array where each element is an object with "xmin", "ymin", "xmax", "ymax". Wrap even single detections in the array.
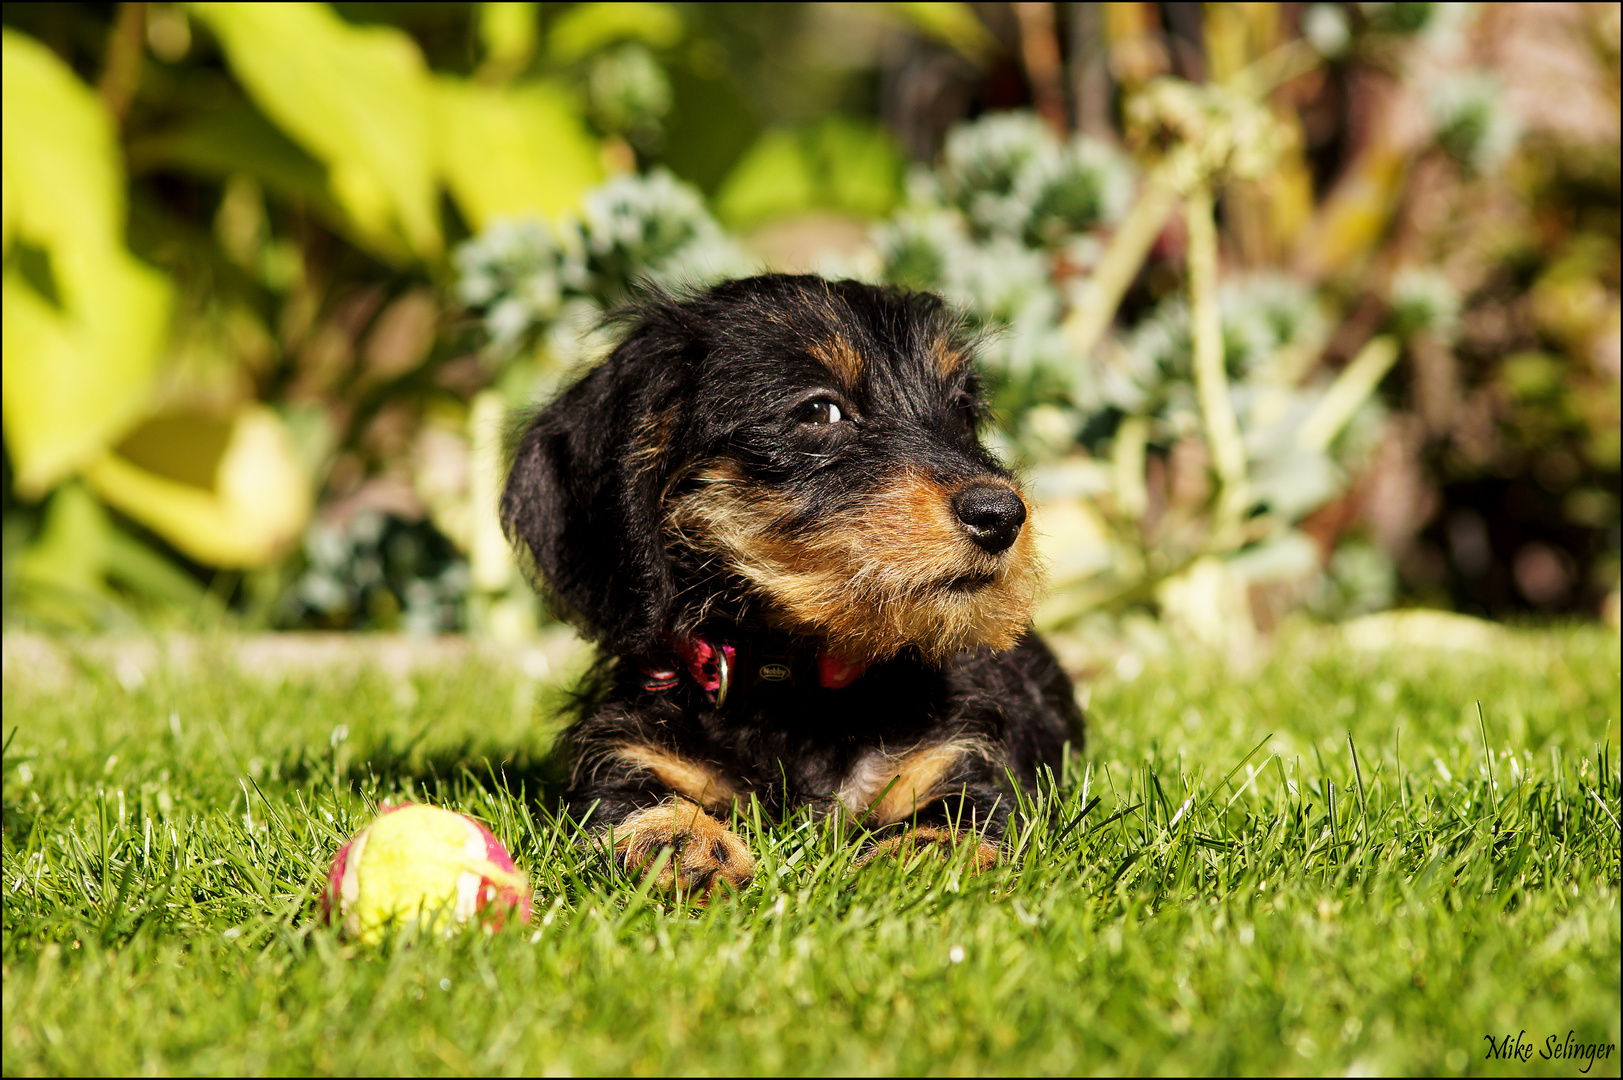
[
  {"xmin": 1, "ymin": 31, "xmax": 120, "ymax": 260},
  {"xmin": 1499, "ymin": 352, "xmax": 1564, "ymax": 401},
  {"xmin": 1, "ymin": 29, "xmax": 173, "ymax": 498},
  {"xmin": 714, "ymin": 130, "xmax": 815, "ymax": 229},
  {"xmin": 660, "ymin": 60, "xmax": 763, "ymax": 195},
  {"xmin": 105, "ymin": 524, "xmax": 210, "ymax": 607},
  {"xmin": 13, "ymin": 482, "xmax": 204, "ymax": 629},
  {"xmin": 15, "ymin": 483, "xmax": 113, "ymax": 604},
  {"xmin": 545, "ymin": 2, "xmax": 682, "ymax": 65},
  {"xmin": 127, "ymin": 103, "xmax": 331, "ymax": 208},
  {"xmin": 435, "ymin": 78, "xmax": 602, "ymax": 231},
  {"xmin": 84, "ymin": 405, "xmax": 312, "ymax": 569},
  {"xmin": 715, "ymin": 118, "xmax": 904, "ymax": 229},
  {"xmin": 478, "ymin": 2, "xmax": 539, "ymax": 74},
  {"xmin": 878, "ymin": 3, "xmax": 997, "ymax": 62},
  {"xmin": 190, "ymin": 2, "xmax": 442, "ymax": 261},
  {"xmin": 1, "ymin": 139, "xmax": 14, "ymax": 254}
]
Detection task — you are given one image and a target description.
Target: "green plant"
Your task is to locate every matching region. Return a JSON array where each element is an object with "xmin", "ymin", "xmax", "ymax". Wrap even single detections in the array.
[{"xmin": 4, "ymin": 2, "xmax": 1617, "ymax": 632}]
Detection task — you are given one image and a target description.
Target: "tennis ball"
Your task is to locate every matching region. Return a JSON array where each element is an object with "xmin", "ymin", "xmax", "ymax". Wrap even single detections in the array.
[{"xmin": 322, "ymin": 803, "xmax": 533, "ymax": 944}]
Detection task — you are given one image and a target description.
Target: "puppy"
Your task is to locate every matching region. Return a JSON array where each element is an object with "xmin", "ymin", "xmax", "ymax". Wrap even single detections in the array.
[{"xmin": 503, "ymin": 275, "xmax": 1083, "ymax": 897}]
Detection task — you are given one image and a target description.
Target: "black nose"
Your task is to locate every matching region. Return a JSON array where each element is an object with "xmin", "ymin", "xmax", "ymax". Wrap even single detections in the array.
[{"xmin": 952, "ymin": 485, "xmax": 1026, "ymax": 554}]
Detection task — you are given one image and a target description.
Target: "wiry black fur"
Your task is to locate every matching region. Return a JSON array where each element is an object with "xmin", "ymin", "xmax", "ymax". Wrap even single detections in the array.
[{"xmin": 504, "ymin": 275, "xmax": 1083, "ymax": 864}]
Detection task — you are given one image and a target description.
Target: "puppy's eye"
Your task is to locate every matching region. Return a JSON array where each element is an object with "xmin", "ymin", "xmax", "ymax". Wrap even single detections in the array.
[{"xmin": 796, "ymin": 399, "xmax": 845, "ymax": 426}]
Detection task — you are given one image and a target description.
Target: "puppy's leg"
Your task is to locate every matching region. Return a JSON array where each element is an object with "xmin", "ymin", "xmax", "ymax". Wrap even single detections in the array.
[
  {"xmin": 612, "ymin": 798, "xmax": 754, "ymax": 899},
  {"xmin": 570, "ymin": 738, "xmax": 755, "ymax": 900},
  {"xmin": 864, "ymin": 819, "xmax": 1002, "ymax": 872},
  {"xmin": 842, "ymin": 740, "xmax": 1010, "ymax": 872},
  {"xmin": 859, "ymin": 781, "xmax": 1009, "ymax": 871}
]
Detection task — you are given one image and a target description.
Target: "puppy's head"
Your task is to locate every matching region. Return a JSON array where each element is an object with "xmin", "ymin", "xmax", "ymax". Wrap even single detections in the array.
[{"xmin": 503, "ymin": 274, "xmax": 1041, "ymax": 662}]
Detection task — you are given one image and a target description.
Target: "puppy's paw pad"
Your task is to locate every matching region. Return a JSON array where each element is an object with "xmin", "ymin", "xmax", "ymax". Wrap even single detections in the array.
[
  {"xmin": 613, "ymin": 801, "xmax": 755, "ymax": 899},
  {"xmin": 862, "ymin": 826, "xmax": 999, "ymax": 872}
]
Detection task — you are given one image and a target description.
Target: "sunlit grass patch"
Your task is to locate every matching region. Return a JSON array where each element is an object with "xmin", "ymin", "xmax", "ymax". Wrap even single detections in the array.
[{"xmin": 3, "ymin": 627, "xmax": 1618, "ymax": 1075}]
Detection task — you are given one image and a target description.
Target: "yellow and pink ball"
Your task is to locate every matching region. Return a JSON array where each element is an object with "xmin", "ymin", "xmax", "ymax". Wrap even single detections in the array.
[{"xmin": 323, "ymin": 803, "xmax": 533, "ymax": 943}]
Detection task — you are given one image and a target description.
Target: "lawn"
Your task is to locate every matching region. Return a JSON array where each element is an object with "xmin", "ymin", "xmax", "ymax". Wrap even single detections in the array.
[{"xmin": 2, "ymin": 623, "xmax": 1619, "ymax": 1076}]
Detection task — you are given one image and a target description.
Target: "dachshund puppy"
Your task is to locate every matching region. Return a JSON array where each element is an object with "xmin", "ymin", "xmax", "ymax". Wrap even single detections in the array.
[{"xmin": 503, "ymin": 275, "xmax": 1083, "ymax": 897}]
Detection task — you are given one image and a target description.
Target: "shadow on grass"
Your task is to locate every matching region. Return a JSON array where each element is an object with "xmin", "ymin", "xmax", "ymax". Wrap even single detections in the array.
[
  {"xmin": 265, "ymin": 664, "xmax": 594, "ymax": 812},
  {"xmin": 265, "ymin": 725, "xmax": 574, "ymax": 816}
]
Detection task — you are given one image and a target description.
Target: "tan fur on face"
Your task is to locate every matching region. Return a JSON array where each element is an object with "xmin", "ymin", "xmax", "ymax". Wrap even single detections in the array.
[
  {"xmin": 808, "ymin": 333, "xmax": 863, "ymax": 386},
  {"xmin": 613, "ymin": 800, "xmax": 755, "ymax": 899},
  {"xmin": 836, "ymin": 738, "xmax": 995, "ymax": 826},
  {"xmin": 611, "ymin": 743, "xmax": 742, "ymax": 813},
  {"xmin": 668, "ymin": 465, "xmax": 1041, "ymax": 662}
]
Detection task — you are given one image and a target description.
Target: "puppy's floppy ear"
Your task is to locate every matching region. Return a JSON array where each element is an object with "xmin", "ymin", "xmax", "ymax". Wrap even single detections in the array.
[{"xmin": 502, "ymin": 321, "xmax": 688, "ymax": 656}]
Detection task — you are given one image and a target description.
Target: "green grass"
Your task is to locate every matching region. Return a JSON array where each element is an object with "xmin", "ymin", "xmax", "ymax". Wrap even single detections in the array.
[{"xmin": 3, "ymin": 626, "xmax": 1619, "ymax": 1076}]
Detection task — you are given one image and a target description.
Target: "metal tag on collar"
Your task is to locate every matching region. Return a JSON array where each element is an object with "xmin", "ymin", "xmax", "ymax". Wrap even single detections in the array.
[
  {"xmin": 757, "ymin": 661, "xmax": 793, "ymax": 684},
  {"xmin": 712, "ymin": 645, "xmax": 732, "ymax": 708}
]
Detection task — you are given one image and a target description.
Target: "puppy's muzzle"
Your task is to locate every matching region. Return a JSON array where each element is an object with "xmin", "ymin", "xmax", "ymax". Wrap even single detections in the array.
[{"xmin": 952, "ymin": 485, "xmax": 1027, "ymax": 555}]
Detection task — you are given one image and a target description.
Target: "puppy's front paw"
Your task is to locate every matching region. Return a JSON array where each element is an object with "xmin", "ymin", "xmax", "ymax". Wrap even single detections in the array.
[
  {"xmin": 861, "ymin": 825, "xmax": 999, "ymax": 872},
  {"xmin": 612, "ymin": 800, "xmax": 755, "ymax": 899}
]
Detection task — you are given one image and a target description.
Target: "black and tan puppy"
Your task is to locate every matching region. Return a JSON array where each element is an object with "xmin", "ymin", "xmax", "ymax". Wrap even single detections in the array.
[{"xmin": 503, "ymin": 274, "xmax": 1082, "ymax": 897}]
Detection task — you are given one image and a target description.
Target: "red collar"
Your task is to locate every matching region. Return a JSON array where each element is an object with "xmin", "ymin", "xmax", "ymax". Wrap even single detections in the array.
[
  {"xmin": 638, "ymin": 634, "xmax": 868, "ymax": 704},
  {"xmin": 815, "ymin": 651, "xmax": 867, "ymax": 689}
]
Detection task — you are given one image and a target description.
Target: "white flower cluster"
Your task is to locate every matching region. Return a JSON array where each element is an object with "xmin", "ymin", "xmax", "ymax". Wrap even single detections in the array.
[
  {"xmin": 1101, "ymin": 274, "xmax": 1331, "ymax": 415},
  {"xmin": 934, "ymin": 112, "xmax": 1133, "ymax": 247},
  {"xmin": 453, "ymin": 169, "xmax": 748, "ymax": 360},
  {"xmin": 873, "ymin": 114, "xmax": 1136, "ymax": 454},
  {"xmin": 292, "ymin": 511, "xmax": 470, "ymax": 633},
  {"xmin": 1389, "ymin": 266, "xmax": 1462, "ymax": 341},
  {"xmin": 588, "ymin": 44, "xmax": 672, "ymax": 142},
  {"xmin": 576, "ymin": 168, "xmax": 748, "ymax": 292},
  {"xmin": 1426, "ymin": 72, "xmax": 1519, "ymax": 176}
]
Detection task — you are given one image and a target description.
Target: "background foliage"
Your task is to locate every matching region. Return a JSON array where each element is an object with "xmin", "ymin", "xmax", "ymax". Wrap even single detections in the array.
[{"xmin": 2, "ymin": 2, "xmax": 1619, "ymax": 643}]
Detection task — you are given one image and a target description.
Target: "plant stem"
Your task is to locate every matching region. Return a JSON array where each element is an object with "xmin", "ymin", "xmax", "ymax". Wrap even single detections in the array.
[
  {"xmin": 1185, "ymin": 183, "xmax": 1248, "ymax": 530},
  {"xmin": 1295, "ymin": 335, "xmax": 1400, "ymax": 452},
  {"xmin": 1013, "ymin": 2, "xmax": 1069, "ymax": 137},
  {"xmin": 1063, "ymin": 179, "xmax": 1179, "ymax": 362},
  {"xmin": 99, "ymin": 3, "xmax": 148, "ymax": 124}
]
